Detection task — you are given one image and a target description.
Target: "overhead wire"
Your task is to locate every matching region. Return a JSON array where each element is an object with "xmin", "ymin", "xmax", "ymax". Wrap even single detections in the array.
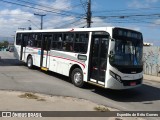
[
  {"xmin": 0, "ymin": 0, "xmax": 90, "ymax": 29},
  {"xmin": 92, "ymin": 6, "xmax": 160, "ymax": 13},
  {"xmin": 94, "ymin": 13, "xmax": 160, "ymax": 19},
  {"xmin": 16, "ymin": 0, "xmax": 84, "ymax": 16},
  {"xmin": 55, "ymin": 16, "xmax": 86, "ymax": 28},
  {"xmin": 1, "ymin": 0, "xmax": 159, "ymax": 28},
  {"xmin": 80, "ymin": 0, "xmax": 87, "ymax": 13},
  {"xmin": 0, "ymin": 0, "xmax": 84, "ymax": 18}
]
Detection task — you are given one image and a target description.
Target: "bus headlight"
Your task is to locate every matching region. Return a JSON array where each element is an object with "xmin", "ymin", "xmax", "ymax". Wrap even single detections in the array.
[
  {"xmin": 116, "ymin": 75, "xmax": 121, "ymax": 82},
  {"xmin": 109, "ymin": 70, "xmax": 121, "ymax": 83},
  {"xmin": 109, "ymin": 70, "xmax": 116, "ymax": 78}
]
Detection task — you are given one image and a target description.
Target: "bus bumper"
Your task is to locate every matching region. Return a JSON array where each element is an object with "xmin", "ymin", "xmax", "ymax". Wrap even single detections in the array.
[{"xmin": 106, "ymin": 77, "xmax": 143, "ymax": 90}]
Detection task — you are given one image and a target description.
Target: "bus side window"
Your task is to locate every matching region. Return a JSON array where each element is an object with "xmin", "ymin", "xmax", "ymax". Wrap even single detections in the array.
[
  {"xmin": 28, "ymin": 34, "xmax": 35, "ymax": 47},
  {"xmin": 52, "ymin": 34, "xmax": 62, "ymax": 50},
  {"xmin": 23, "ymin": 34, "xmax": 29, "ymax": 46},
  {"xmin": 74, "ymin": 33, "xmax": 89, "ymax": 53},
  {"xmin": 35, "ymin": 33, "xmax": 42, "ymax": 48},
  {"xmin": 63, "ymin": 33, "xmax": 74, "ymax": 52}
]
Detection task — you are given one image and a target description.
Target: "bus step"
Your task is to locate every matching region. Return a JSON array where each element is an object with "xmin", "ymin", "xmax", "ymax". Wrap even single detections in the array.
[
  {"xmin": 41, "ymin": 67, "xmax": 48, "ymax": 71},
  {"xmin": 87, "ymin": 81, "xmax": 105, "ymax": 88}
]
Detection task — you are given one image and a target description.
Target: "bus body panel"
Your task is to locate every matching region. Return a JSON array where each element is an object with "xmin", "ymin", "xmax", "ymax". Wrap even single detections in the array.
[{"xmin": 48, "ymin": 50, "xmax": 86, "ymax": 77}]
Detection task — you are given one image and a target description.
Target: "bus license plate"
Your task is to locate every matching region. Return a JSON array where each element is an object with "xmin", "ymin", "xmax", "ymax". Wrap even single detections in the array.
[{"xmin": 130, "ymin": 82, "xmax": 136, "ymax": 86}]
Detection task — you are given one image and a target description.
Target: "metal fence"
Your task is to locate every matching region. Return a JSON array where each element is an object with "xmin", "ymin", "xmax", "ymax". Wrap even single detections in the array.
[{"xmin": 143, "ymin": 46, "xmax": 160, "ymax": 76}]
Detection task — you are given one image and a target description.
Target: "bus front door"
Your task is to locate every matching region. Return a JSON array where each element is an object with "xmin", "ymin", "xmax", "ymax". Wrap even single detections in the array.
[
  {"xmin": 40, "ymin": 34, "xmax": 52, "ymax": 70},
  {"xmin": 89, "ymin": 35, "xmax": 109, "ymax": 85}
]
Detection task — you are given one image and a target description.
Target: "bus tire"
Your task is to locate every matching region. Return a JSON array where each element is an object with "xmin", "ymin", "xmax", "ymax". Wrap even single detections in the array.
[
  {"xmin": 71, "ymin": 68, "xmax": 84, "ymax": 88},
  {"xmin": 27, "ymin": 56, "xmax": 33, "ymax": 69}
]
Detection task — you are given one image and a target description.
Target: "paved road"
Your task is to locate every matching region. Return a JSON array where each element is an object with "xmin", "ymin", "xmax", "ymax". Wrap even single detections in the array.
[{"xmin": 0, "ymin": 52, "xmax": 160, "ymax": 114}]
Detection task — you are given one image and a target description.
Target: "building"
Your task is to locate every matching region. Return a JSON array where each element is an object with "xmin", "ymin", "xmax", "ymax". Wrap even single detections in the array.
[{"xmin": 143, "ymin": 42, "xmax": 153, "ymax": 46}]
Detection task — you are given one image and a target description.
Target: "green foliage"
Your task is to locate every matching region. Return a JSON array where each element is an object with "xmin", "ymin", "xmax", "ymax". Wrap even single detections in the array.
[{"xmin": 0, "ymin": 40, "xmax": 9, "ymax": 48}]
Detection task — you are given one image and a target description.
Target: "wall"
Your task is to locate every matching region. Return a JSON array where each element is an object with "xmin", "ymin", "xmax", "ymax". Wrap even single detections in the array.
[{"xmin": 143, "ymin": 46, "xmax": 160, "ymax": 76}]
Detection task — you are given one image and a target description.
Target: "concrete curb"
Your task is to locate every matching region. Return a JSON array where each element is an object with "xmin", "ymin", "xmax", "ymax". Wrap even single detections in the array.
[{"xmin": 143, "ymin": 74, "xmax": 160, "ymax": 83}]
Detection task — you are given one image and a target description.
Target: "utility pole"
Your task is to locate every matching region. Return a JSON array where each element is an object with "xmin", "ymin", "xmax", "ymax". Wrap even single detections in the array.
[
  {"xmin": 87, "ymin": 0, "xmax": 92, "ymax": 28},
  {"xmin": 34, "ymin": 13, "xmax": 46, "ymax": 30}
]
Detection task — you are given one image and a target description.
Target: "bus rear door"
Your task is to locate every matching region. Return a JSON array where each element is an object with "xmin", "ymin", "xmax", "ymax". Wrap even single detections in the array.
[
  {"xmin": 20, "ymin": 34, "xmax": 28, "ymax": 61},
  {"xmin": 40, "ymin": 34, "xmax": 52, "ymax": 71}
]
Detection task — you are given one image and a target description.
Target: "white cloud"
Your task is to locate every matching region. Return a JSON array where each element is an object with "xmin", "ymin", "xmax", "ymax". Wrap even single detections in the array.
[
  {"xmin": 128, "ymin": 26, "xmax": 141, "ymax": 31},
  {"xmin": 128, "ymin": 0, "xmax": 148, "ymax": 8},
  {"xmin": 92, "ymin": 17, "xmax": 112, "ymax": 27},
  {"xmin": 128, "ymin": 0, "xmax": 159, "ymax": 8},
  {"xmin": 145, "ymin": 0, "xmax": 158, "ymax": 3},
  {"xmin": 0, "ymin": 0, "xmax": 73, "ymax": 37},
  {"xmin": 34, "ymin": 0, "xmax": 72, "ymax": 14},
  {"xmin": 0, "ymin": 9, "xmax": 37, "ymax": 37},
  {"xmin": 0, "ymin": 0, "xmax": 113, "ymax": 38},
  {"xmin": 154, "ymin": 19, "xmax": 160, "ymax": 24}
]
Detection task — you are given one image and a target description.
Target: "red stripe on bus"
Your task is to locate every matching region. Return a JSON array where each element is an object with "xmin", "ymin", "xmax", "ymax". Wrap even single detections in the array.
[
  {"xmin": 49, "ymin": 55, "xmax": 85, "ymax": 68},
  {"xmin": 23, "ymin": 47, "xmax": 85, "ymax": 68}
]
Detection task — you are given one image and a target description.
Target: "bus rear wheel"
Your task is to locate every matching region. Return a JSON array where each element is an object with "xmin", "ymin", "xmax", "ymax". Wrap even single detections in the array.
[
  {"xmin": 27, "ymin": 56, "xmax": 33, "ymax": 69},
  {"xmin": 71, "ymin": 68, "xmax": 84, "ymax": 88}
]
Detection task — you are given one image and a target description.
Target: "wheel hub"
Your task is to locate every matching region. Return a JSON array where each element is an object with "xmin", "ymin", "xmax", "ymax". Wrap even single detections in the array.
[
  {"xmin": 74, "ymin": 72, "xmax": 82, "ymax": 84},
  {"xmin": 28, "ymin": 59, "xmax": 32, "ymax": 67}
]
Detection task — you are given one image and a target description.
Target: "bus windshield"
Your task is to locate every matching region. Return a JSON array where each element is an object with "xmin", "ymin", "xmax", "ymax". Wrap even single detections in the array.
[{"xmin": 110, "ymin": 39, "xmax": 143, "ymax": 66}]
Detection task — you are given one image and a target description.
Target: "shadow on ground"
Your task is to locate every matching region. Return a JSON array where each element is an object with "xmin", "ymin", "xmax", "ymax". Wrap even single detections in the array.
[
  {"xmin": 1, "ymin": 57, "xmax": 159, "ymax": 104},
  {"xmin": 88, "ymin": 84, "xmax": 160, "ymax": 103},
  {"xmin": 42, "ymin": 70, "xmax": 160, "ymax": 103},
  {"xmin": 0, "ymin": 59, "xmax": 25, "ymax": 66}
]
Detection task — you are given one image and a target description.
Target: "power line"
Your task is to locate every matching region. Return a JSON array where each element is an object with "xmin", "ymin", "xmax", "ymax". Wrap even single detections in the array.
[
  {"xmin": 28, "ymin": 20, "xmax": 40, "ymax": 29},
  {"xmin": 93, "ymin": 19, "xmax": 160, "ymax": 26},
  {"xmin": 1, "ymin": 0, "xmax": 90, "ymax": 29},
  {"xmin": 80, "ymin": 0, "xmax": 87, "ymax": 13},
  {"xmin": 0, "ymin": 0, "xmax": 84, "ymax": 18},
  {"xmin": 16, "ymin": 0, "xmax": 83, "ymax": 16},
  {"xmin": 94, "ymin": 13, "xmax": 160, "ymax": 19},
  {"xmin": 55, "ymin": 16, "xmax": 85, "ymax": 28},
  {"xmin": 92, "ymin": 6, "xmax": 160, "ymax": 13}
]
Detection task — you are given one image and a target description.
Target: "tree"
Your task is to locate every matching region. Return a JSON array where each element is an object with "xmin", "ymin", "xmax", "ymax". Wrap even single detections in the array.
[
  {"xmin": 0, "ymin": 41, "xmax": 9, "ymax": 49},
  {"xmin": 0, "ymin": 42, "xmax": 2, "ymax": 49},
  {"xmin": 3, "ymin": 41, "xmax": 9, "ymax": 48}
]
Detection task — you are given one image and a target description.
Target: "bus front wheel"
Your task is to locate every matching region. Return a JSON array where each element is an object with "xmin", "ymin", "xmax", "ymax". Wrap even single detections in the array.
[
  {"xmin": 71, "ymin": 68, "xmax": 84, "ymax": 88},
  {"xmin": 27, "ymin": 56, "xmax": 33, "ymax": 69}
]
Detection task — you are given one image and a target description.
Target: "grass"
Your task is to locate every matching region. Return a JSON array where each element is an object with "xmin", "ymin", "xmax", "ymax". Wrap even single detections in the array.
[
  {"xmin": 19, "ymin": 93, "xmax": 39, "ymax": 99},
  {"xmin": 94, "ymin": 106, "xmax": 110, "ymax": 112},
  {"xmin": 37, "ymin": 98, "xmax": 46, "ymax": 101},
  {"xmin": 19, "ymin": 93, "xmax": 46, "ymax": 101}
]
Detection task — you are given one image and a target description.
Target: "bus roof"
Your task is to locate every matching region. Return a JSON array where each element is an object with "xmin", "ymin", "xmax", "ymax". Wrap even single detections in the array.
[{"xmin": 16, "ymin": 27, "xmax": 114, "ymax": 33}]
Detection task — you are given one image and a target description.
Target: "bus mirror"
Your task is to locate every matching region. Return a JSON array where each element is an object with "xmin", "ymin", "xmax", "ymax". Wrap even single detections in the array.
[{"xmin": 78, "ymin": 55, "xmax": 87, "ymax": 61}]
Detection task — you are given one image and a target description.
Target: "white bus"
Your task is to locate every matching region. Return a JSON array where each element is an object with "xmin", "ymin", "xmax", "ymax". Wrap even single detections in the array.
[{"xmin": 14, "ymin": 27, "xmax": 143, "ymax": 90}]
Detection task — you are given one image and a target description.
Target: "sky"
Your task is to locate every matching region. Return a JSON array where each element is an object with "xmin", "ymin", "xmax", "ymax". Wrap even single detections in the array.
[{"xmin": 0, "ymin": 0, "xmax": 160, "ymax": 46}]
